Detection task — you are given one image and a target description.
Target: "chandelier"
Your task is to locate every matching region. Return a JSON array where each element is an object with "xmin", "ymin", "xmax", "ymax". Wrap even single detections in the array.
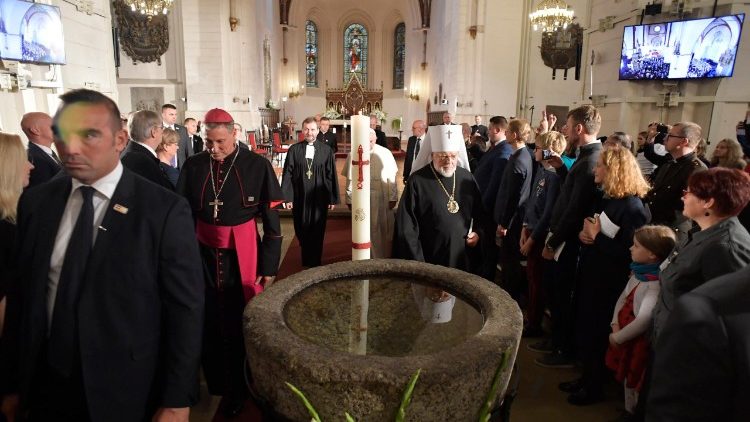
[
  {"xmin": 529, "ymin": 0, "xmax": 575, "ymax": 32},
  {"xmin": 124, "ymin": 0, "xmax": 175, "ymax": 18}
]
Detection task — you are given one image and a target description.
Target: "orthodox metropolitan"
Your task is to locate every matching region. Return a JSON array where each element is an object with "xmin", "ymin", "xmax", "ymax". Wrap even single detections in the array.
[{"xmin": 393, "ymin": 124, "xmax": 487, "ymax": 273}]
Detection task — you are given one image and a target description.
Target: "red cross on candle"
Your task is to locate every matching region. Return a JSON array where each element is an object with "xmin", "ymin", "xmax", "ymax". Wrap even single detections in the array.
[{"xmin": 352, "ymin": 144, "xmax": 370, "ymax": 190}]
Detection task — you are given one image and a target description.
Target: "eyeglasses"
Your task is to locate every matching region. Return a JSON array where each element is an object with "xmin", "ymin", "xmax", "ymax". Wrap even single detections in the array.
[
  {"xmin": 666, "ymin": 134, "xmax": 686, "ymax": 141},
  {"xmin": 435, "ymin": 153, "xmax": 458, "ymax": 161}
]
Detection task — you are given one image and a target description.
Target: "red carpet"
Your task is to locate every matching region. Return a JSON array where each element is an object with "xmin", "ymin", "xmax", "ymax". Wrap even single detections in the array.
[
  {"xmin": 275, "ymin": 217, "xmax": 353, "ymax": 280},
  {"xmin": 212, "ymin": 216, "xmax": 352, "ymax": 421}
]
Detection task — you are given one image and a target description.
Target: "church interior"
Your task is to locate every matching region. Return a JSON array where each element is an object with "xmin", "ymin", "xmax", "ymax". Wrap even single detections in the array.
[{"xmin": 1, "ymin": 0, "xmax": 749, "ymax": 421}]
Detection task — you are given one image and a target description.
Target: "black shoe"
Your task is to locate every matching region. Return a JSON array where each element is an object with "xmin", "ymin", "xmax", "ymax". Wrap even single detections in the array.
[
  {"xmin": 527, "ymin": 339, "xmax": 554, "ymax": 353},
  {"xmin": 558, "ymin": 377, "xmax": 584, "ymax": 393},
  {"xmin": 534, "ymin": 351, "xmax": 575, "ymax": 368},
  {"xmin": 567, "ymin": 387, "xmax": 604, "ymax": 406}
]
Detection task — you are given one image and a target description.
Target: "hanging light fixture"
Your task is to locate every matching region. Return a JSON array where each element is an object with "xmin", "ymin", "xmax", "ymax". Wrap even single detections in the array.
[
  {"xmin": 529, "ymin": 0, "xmax": 575, "ymax": 33},
  {"xmin": 124, "ymin": 0, "xmax": 175, "ymax": 18}
]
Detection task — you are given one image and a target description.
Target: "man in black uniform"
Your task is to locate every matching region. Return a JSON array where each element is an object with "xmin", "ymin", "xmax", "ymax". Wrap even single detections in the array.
[
  {"xmin": 643, "ymin": 121, "xmax": 706, "ymax": 239},
  {"xmin": 176, "ymin": 108, "xmax": 284, "ymax": 416},
  {"xmin": 470, "ymin": 114, "xmax": 489, "ymax": 144}
]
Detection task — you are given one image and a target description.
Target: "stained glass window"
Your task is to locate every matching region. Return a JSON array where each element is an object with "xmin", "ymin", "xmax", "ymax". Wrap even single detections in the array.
[
  {"xmin": 393, "ymin": 23, "xmax": 405, "ymax": 89},
  {"xmin": 344, "ymin": 23, "xmax": 368, "ymax": 86},
  {"xmin": 305, "ymin": 20, "xmax": 318, "ymax": 87}
]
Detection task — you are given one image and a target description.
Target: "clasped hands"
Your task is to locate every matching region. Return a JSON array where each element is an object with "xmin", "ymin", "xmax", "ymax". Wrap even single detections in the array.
[{"xmin": 578, "ymin": 215, "xmax": 601, "ymax": 245}]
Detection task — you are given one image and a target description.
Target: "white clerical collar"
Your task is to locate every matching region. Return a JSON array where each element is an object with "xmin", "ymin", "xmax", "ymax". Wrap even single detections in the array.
[
  {"xmin": 136, "ymin": 141, "xmax": 158, "ymax": 158},
  {"xmin": 71, "ymin": 161, "xmax": 123, "ymax": 200}
]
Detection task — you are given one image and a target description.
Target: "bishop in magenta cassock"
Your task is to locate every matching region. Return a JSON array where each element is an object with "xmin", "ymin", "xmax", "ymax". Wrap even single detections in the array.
[{"xmin": 176, "ymin": 108, "xmax": 284, "ymax": 416}]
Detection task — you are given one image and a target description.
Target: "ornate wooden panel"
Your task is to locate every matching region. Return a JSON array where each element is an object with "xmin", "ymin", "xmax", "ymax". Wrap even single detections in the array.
[
  {"xmin": 325, "ymin": 74, "xmax": 382, "ymax": 117},
  {"xmin": 113, "ymin": 0, "xmax": 169, "ymax": 65}
]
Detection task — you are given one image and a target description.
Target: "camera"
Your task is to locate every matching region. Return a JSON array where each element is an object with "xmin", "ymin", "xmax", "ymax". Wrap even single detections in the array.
[{"xmin": 542, "ymin": 150, "xmax": 554, "ymax": 160}]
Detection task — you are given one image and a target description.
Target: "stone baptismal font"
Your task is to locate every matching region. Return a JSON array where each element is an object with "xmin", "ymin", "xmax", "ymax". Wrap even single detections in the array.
[{"xmin": 244, "ymin": 259, "xmax": 522, "ymax": 421}]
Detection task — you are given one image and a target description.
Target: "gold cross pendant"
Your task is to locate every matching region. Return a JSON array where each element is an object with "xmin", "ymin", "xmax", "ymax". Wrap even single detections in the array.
[
  {"xmin": 306, "ymin": 170, "xmax": 313, "ymax": 179},
  {"xmin": 209, "ymin": 199, "xmax": 223, "ymax": 219}
]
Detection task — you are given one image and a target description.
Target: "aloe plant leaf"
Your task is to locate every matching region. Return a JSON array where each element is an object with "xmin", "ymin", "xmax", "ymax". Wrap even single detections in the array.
[
  {"xmin": 477, "ymin": 350, "xmax": 511, "ymax": 422},
  {"xmin": 395, "ymin": 368, "xmax": 421, "ymax": 422},
  {"xmin": 286, "ymin": 382, "xmax": 322, "ymax": 422}
]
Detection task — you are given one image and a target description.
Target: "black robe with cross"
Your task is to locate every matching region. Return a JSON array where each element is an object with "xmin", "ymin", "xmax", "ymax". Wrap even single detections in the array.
[
  {"xmin": 176, "ymin": 148, "xmax": 284, "ymax": 398},
  {"xmin": 393, "ymin": 164, "xmax": 488, "ymax": 274},
  {"xmin": 280, "ymin": 140, "xmax": 339, "ymax": 267}
]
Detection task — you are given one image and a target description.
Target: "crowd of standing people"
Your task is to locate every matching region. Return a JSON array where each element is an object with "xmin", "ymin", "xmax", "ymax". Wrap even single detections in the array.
[{"xmin": 0, "ymin": 89, "xmax": 749, "ymax": 421}]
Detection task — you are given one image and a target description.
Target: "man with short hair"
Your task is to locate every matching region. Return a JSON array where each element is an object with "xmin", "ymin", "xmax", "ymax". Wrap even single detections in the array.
[
  {"xmin": 470, "ymin": 115, "xmax": 489, "ymax": 144},
  {"xmin": 177, "ymin": 108, "xmax": 284, "ymax": 416},
  {"xmin": 536, "ymin": 105, "xmax": 603, "ymax": 373},
  {"xmin": 343, "ymin": 128, "xmax": 398, "ymax": 258},
  {"xmin": 604, "ymin": 131, "xmax": 633, "ymax": 151},
  {"xmin": 162, "ymin": 103, "xmax": 193, "ymax": 167},
  {"xmin": 403, "ymin": 119, "xmax": 427, "ymax": 183},
  {"xmin": 473, "ymin": 116, "xmax": 513, "ymax": 281},
  {"xmin": 442, "ymin": 112, "xmax": 455, "ymax": 125},
  {"xmin": 369, "ymin": 115, "xmax": 388, "ymax": 149},
  {"xmin": 281, "ymin": 117, "xmax": 339, "ymax": 267},
  {"xmin": 394, "ymin": 125, "xmax": 486, "ymax": 273},
  {"xmin": 1, "ymin": 89, "xmax": 204, "ymax": 422},
  {"xmin": 317, "ymin": 116, "xmax": 338, "ymax": 153},
  {"xmin": 21, "ymin": 111, "xmax": 61, "ymax": 188},
  {"xmin": 644, "ymin": 121, "xmax": 706, "ymax": 235},
  {"xmin": 121, "ymin": 109, "xmax": 174, "ymax": 190},
  {"xmin": 184, "ymin": 117, "xmax": 203, "ymax": 153}
]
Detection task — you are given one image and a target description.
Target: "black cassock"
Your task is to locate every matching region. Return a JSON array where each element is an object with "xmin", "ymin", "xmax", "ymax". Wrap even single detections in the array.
[
  {"xmin": 281, "ymin": 141, "xmax": 339, "ymax": 267},
  {"xmin": 176, "ymin": 148, "xmax": 284, "ymax": 399},
  {"xmin": 394, "ymin": 164, "xmax": 487, "ymax": 273}
]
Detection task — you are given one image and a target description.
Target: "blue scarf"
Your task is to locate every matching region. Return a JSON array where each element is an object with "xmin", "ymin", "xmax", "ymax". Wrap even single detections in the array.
[{"xmin": 630, "ymin": 262, "xmax": 660, "ymax": 281}]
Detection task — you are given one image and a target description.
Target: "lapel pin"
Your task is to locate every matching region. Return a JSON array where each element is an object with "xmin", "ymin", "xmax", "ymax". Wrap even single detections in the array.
[
  {"xmin": 113, "ymin": 204, "xmax": 129, "ymax": 214},
  {"xmin": 98, "ymin": 226, "xmax": 108, "ymax": 232},
  {"xmin": 248, "ymin": 196, "xmax": 255, "ymax": 202}
]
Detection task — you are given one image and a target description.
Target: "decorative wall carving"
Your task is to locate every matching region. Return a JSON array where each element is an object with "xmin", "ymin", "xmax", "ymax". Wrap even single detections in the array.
[{"xmin": 113, "ymin": 0, "xmax": 170, "ymax": 65}]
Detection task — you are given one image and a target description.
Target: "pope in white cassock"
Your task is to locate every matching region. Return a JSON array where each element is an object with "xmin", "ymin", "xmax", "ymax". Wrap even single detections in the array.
[
  {"xmin": 393, "ymin": 124, "xmax": 488, "ymax": 274},
  {"xmin": 342, "ymin": 128, "xmax": 398, "ymax": 258}
]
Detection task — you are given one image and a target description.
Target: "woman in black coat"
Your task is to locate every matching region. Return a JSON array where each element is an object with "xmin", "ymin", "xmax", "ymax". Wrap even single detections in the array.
[{"xmin": 563, "ymin": 146, "xmax": 651, "ymax": 405}]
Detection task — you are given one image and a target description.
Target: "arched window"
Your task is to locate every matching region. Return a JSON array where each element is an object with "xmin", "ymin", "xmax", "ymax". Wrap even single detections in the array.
[
  {"xmin": 344, "ymin": 23, "xmax": 368, "ymax": 85},
  {"xmin": 305, "ymin": 20, "xmax": 318, "ymax": 88},
  {"xmin": 393, "ymin": 22, "xmax": 405, "ymax": 89}
]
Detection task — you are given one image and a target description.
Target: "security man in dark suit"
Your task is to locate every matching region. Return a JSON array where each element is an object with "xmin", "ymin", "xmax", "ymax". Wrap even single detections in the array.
[
  {"xmin": 185, "ymin": 117, "xmax": 203, "ymax": 153},
  {"xmin": 21, "ymin": 112, "xmax": 61, "ymax": 188},
  {"xmin": 121, "ymin": 109, "xmax": 175, "ymax": 191},
  {"xmin": 403, "ymin": 119, "xmax": 427, "ymax": 183},
  {"xmin": 644, "ymin": 122, "xmax": 706, "ymax": 237},
  {"xmin": 470, "ymin": 114, "xmax": 489, "ymax": 144},
  {"xmin": 317, "ymin": 117, "xmax": 338, "ymax": 153},
  {"xmin": 162, "ymin": 103, "xmax": 193, "ymax": 168},
  {"xmin": 0, "ymin": 89, "xmax": 204, "ymax": 422},
  {"xmin": 647, "ymin": 266, "xmax": 750, "ymax": 421}
]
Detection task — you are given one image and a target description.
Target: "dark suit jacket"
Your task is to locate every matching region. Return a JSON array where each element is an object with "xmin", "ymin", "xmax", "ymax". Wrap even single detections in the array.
[
  {"xmin": 1, "ymin": 169, "xmax": 204, "ymax": 421},
  {"xmin": 375, "ymin": 128, "xmax": 388, "ymax": 149},
  {"xmin": 26, "ymin": 142, "xmax": 61, "ymax": 188},
  {"xmin": 403, "ymin": 135, "xmax": 424, "ymax": 183},
  {"xmin": 470, "ymin": 124, "xmax": 489, "ymax": 143},
  {"xmin": 647, "ymin": 266, "xmax": 750, "ymax": 422},
  {"xmin": 317, "ymin": 131, "xmax": 338, "ymax": 153},
  {"xmin": 121, "ymin": 141, "xmax": 175, "ymax": 191},
  {"xmin": 172, "ymin": 124, "xmax": 193, "ymax": 168},
  {"xmin": 192, "ymin": 134, "xmax": 204, "ymax": 153}
]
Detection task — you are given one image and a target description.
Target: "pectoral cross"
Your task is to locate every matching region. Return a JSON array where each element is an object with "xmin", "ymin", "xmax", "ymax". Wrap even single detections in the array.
[
  {"xmin": 306, "ymin": 170, "xmax": 313, "ymax": 179},
  {"xmin": 352, "ymin": 144, "xmax": 370, "ymax": 190},
  {"xmin": 209, "ymin": 199, "xmax": 223, "ymax": 219}
]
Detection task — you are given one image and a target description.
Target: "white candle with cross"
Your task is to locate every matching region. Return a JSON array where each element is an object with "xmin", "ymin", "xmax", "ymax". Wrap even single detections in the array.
[{"xmin": 349, "ymin": 113, "xmax": 370, "ymax": 355}]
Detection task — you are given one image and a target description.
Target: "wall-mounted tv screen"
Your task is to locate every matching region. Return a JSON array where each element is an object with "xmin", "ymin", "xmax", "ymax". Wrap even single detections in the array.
[
  {"xmin": 0, "ymin": 0, "xmax": 65, "ymax": 65},
  {"xmin": 619, "ymin": 13, "xmax": 744, "ymax": 80}
]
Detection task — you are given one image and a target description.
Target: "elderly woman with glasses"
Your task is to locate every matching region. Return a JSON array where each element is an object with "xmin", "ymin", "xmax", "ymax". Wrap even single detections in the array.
[{"xmin": 652, "ymin": 167, "xmax": 750, "ymax": 340}]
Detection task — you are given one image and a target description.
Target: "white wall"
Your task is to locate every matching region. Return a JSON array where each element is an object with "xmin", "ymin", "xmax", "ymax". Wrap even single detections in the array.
[{"xmin": 0, "ymin": 0, "xmax": 117, "ymax": 137}]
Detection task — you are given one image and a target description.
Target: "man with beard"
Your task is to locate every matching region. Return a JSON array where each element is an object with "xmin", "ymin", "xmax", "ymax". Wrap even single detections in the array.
[
  {"xmin": 281, "ymin": 117, "xmax": 339, "ymax": 267},
  {"xmin": 393, "ymin": 124, "xmax": 487, "ymax": 272}
]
